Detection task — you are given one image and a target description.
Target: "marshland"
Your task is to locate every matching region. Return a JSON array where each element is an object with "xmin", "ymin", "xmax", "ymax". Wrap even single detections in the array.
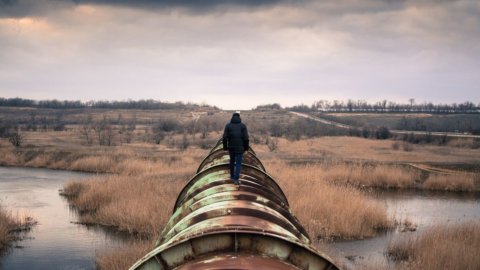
[{"xmin": 0, "ymin": 101, "xmax": 479, "ymax": 269}]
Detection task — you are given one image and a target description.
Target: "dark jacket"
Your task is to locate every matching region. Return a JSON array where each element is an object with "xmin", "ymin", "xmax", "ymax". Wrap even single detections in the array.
[{"xmin": 222, "ymin": 113, "xmax": 249, "ymax": 154}]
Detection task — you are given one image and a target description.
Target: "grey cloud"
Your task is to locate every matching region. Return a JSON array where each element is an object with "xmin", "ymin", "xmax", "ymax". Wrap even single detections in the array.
[
  {"xmin": 0, "ymin": 0, "xmax": 462, "ymax": 19},
  {"xmin": 0, "ymin": 0, "xmax": 75, "ymax": 18},
  {"xmin": 0, "ymin": 0, "xmax": 292, "ymax": 18},
  {"xmin": 73, "ymin": 0, "xmax": 288, "ymax": 7},
  {"xmin": 1, "ymin": 0, "xmax": 479, "ymax": 107}
]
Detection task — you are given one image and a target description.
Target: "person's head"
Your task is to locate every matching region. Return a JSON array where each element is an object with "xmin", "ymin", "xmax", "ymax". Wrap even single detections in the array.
[{"xmin": 231, "ymin": 111, "xmax": 241, "ymax": 123}]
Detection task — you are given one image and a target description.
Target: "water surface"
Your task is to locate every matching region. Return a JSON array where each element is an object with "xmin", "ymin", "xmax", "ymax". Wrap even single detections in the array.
[
  {"xmin": 0, "ymin": 167, "xmax": 127, "ymax": 270},
  {"xmin": 330, "ymin": 190, "xmax": 480, "ymax": 269}
]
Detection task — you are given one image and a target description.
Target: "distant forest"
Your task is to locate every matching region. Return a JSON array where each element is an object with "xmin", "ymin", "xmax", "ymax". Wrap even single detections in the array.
[
  {"xmin": 257, "ymin": 99, "xmax": 480, "ymax": 114},
  {"xmin": 0, "ymin": 97, "xmax": 216, "ymax": 110},
  {"xmin": 1, "ymin": 97, "xmax": 479, "ymax": 114}
]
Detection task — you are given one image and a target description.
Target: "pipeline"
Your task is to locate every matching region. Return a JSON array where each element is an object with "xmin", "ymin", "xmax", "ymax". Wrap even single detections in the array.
[{"xmin": 130, "ymin": 140, "xmax": 341, "ymax": 270}]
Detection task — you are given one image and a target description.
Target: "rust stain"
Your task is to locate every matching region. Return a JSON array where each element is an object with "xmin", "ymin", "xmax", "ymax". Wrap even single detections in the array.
[
  {"xmin": 130, "ymin": 139, "xmax": 341, "ymax": 270},
  {"xmin": 177, "ymin": 254, "xmax": 302, "ymax": 270}
]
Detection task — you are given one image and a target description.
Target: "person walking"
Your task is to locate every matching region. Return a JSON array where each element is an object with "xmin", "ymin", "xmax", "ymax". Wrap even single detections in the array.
[{"xmin": 222, "ymin": 111, "xmax": 249, "ymax": 185}]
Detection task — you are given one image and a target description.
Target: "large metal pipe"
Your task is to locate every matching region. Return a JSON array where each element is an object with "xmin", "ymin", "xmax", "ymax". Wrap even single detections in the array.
[{"xmin": 130, "ymin": 140, "xmax": 341, "ymax": 270}]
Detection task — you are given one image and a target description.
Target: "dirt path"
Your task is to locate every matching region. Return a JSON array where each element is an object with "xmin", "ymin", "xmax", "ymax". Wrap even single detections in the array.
[
  {"xmin": 406, "ymin": 163, "xmax": 459, "ymax": 175},
  {"xmin": 289, "ymin": 111, "xmax": 480, "ymax": 139},
  {"xmin": 289, "ymin": 111, "xmax": 352, "ymax": 129}
]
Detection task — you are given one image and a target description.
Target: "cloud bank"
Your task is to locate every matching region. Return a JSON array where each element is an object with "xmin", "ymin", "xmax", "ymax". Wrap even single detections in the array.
[{"xmin": 0, "ymin": 0, "xmax": 479, "ymax": 109}]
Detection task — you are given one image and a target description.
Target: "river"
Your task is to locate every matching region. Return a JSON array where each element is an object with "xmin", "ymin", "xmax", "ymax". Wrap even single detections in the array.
[
  {"xmin": 330, "ymin": 189, "xmax": 480, "ymax": 269},
  {"xmin": 0, "ymin": 167, "xmax": 127, "ymax": 270}
]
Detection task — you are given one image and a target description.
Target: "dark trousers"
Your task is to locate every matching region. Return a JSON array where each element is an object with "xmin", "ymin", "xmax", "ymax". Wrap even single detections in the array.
[{"xmin": 229, "ymin": 152, "xmax": 243, "ymax": 182}]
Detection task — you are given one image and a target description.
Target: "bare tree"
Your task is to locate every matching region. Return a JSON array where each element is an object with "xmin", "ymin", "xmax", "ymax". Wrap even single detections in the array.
[
  {"xmin": 153, "ymin": 131, "xmax": 165, "ymax": 144},
  {"xmin": 104, "ymin": 124, "xmax": 115, "ymax": 146},
  {"xmin": 118, "ymin": 124, "xmax": 134, "ymax": 144},
  {"xmin": 180, "ymin": 132, "xmax": 189, "ymax": 150},
  {"xmin": 409, "ymin": 98, "xmax": 415, "ymax": 111},
  {"xmin": 128, "ymin": 115, "xmax": 137, "ymax": 131},
  {"xmin": 266, "ymin": 136, "xmax": 278, "ymax": 152},
  {"xmin": 80, "ymin": 115, "xmax": 93, "ymax": 145},
  {"xmin": 8, "ymin": 127, "xmax": 23, "ymax": 147},
  {"xmin": 93, "ymin": 115, "xmax": 115, "ymax": 146}
]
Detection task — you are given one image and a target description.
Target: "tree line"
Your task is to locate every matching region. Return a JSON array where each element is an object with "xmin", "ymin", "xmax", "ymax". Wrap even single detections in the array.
[
  {"xmin": 0, "ymin": 97, "xmax": 215, "ymax": 110},
  {"xmin": 256, "ymin": 99, "xmax": 480, "ymax": 114}
]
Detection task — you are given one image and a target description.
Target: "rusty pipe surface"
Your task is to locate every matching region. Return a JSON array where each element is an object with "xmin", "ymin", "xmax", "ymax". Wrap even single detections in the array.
[{"xmin": 130, "ymin": 140, "xmax": 341, "ymax": 270}]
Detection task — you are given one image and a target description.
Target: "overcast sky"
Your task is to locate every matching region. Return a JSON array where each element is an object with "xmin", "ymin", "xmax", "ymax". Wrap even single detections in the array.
[{"xmin": 0, "ymin": 0, "xmax": 479, "ymax": 109}]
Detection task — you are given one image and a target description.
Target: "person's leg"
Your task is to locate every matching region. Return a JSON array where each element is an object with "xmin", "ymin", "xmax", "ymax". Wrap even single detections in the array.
[
  {"xmin": 233, "ymin": 153, "xmax": 243, "ymax": 182},
  {"xmin": 229, "ymin": 151, "xmax": 235, "ymax": 181}
]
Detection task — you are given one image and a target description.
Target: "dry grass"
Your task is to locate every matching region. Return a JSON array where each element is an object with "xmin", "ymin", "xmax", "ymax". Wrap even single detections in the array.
[
  {"xmin": 62, "ymin": 148, "xmax": 397, "ymax": 266},
  {"xmin": 260, "ymin": 136, "xmax": 480, "ymax": 164},
  {"xmin": 387, "ymin": 222, "xmax": 480, "ymax": 270},
  {"xmin": 70, "ymin": 156, "xmax": 118, "ymax": 173},
  {"xmin": 447, "ymin": 138, "xmax": 480, "ymax": 149},
  {"xmin": 96, "ymin": 240, "xmax": 152, "ymax": 270},
  {"xmin": 422, "ymin": 173, "xmax": 476, "ymax": 192},
  {"xmin": 0, "ymin": 136, "xmax": 206, "ymax": 174},
  {"xmin": 397, "ymin": 216, "xmax": 417, "ymax": 233},
  {"xmin": 6, "ymin": 130, "xmax": 480, "ymax": 168},
  {"xmin": 63, "ymin": 153, "xmax": 199, "ymax": 236},
  {"xmin": 0, "ymin": 206, "xmax": 17, "ymax": 250},
  {"xmin": 61, "ymin": 151, "xmax": 201, "ymax": 269},
  {"xmin": 0, "ymin": 205, "xmax": 34, "ymax": 251},
  {"xmin": 0, "ymin": 142, "xmax": 20, "ymax": 166},
  {"xmin": 319, "ymin": 162, "xmax": 417, "ymax": 189},
  {"xmin": 265, "ymin": 159, "xmax": 394, "ymax": 240},
  {"xmin": 72, "ymin": 152, "xmax": 395, "ymax": 268}
]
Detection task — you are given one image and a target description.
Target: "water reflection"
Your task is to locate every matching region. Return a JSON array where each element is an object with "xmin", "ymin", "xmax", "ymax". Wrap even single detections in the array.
[
  {"xmin": 378, "ymin": 189, "xmax": 480, "ymax": 227},
  {"xmin": 329, "ymin": 189, "xmax": 480, "ymax": 269},
  {"xmin": 0, "ymin": 167, "xmax": 128, "ymax": 270}
]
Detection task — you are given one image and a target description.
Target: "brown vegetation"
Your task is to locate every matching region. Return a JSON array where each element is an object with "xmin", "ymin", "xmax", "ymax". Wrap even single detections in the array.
[
  {"xmin": 387, "ymin": 222, "xmax": 480, "ymax": 270},
  {"xmin": 58, "ymin": 151, "xmax": 203, "ymax": 269},
  {"xmin": 62, "ymin": 155, "xmax": 199, "ymax": 236},
  {"xmin": 62, "ymin": 152, "xmax": 399, "ymax": 242},
  {"xmin": 61, "ymin": 152, "xmax": 397, "ymax": 269},
  {"xmin": 265, "ymin": 159, "xmax": 394, "ymax": 240},
  {"xmin": 422, "ymin": 173, "xmax": 476, "ymax": 192},
  {"xmin": 0, "ymin": 205, "xmax": 35, "ymax": 251},
  {"xmin": 270, "ymin": 136, "xmax": 480, "ymax": 164},
  {"xmin": 96, "ymin": 241, "xmax": 152, "ymax": 270},
  {"xmin": 319, "ymin": 162, "xmax": 417, "ymax": 189}
]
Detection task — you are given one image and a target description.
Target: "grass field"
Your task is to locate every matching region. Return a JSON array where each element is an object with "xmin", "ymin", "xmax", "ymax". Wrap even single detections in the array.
[{"xmin": 318, "ymin": 112, "xmax": 480, "ymax": 134}]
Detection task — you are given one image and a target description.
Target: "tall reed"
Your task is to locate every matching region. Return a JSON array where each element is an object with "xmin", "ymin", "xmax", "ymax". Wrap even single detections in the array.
[
  {"xmin": 265, "ymin": 159, "xmax": 394, "ymax": 240},
  {"xmin": 422, "ymin": 173, "xmax": 475, "ymax": 192},
  {"xmin": 0, "ymin": 205, "xmax": 34, "ymax": 251},
  {"xmin": 388, "ymin": 222, "xmax": 480, "ymax": 270}
]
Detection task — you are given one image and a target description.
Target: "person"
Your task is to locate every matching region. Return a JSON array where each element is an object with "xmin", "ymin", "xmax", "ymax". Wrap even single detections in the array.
[{"xmin": 222, "ymin": 111, "xmax": 249, "ymax": 185}]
